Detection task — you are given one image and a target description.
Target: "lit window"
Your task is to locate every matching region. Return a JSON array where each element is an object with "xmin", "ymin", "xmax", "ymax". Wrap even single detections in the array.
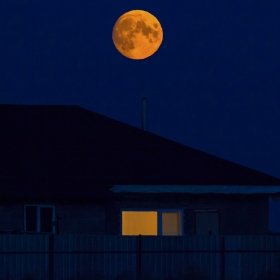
[
  {"xmin": 121, "ymin": 210, "xmax": 183, "ymax": 236},
  {"xmin": 122, "ymin": 211, "xmax": 157, "ymax": 235},
  {"xmin": 162, "ymin": 212, "xmax": 182, "ymax": 236}
]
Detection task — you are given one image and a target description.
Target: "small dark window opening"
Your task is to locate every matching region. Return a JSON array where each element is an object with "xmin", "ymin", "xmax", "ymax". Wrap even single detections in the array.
[
  {"xmin": 40, "ymin": 207, "xmax": 53, "ymax": 233},
  {"xmin": 26, "ymin": 206, "xmax": 37, "ymax": 232}
]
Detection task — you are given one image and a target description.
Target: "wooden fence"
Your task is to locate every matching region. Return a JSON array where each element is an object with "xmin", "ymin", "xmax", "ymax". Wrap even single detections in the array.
[{"xmin": 0, "ymin": 234, "xmax": 280, "ymax": 280}]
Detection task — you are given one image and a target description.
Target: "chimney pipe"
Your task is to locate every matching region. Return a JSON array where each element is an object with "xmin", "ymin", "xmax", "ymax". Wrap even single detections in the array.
[{"xmin": 141, "ymin": 97, "xmax": 148, "ymax": 131}]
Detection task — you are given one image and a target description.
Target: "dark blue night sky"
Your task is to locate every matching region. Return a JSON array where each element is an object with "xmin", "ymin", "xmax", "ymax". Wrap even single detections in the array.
[{"xmin": 1, "ymin": 0, "xmax": 280, "ymax": 179}]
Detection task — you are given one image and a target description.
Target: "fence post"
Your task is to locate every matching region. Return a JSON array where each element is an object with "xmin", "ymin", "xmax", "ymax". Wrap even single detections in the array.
[
  {"xmin": 136, "ymin": 234, "xmax": 142, "ymax": 280},
  {"xmin": 220, "ymin": 236, "xmax": 225, "ymax": 280},
  {"xmin": 49, "ymin": 234, "xmax": 54, "ymax": 280}
]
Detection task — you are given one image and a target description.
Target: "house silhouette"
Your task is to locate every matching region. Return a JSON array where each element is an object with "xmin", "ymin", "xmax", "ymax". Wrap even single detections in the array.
[{"xmin": 1, "ymin": 104, "xmax": 280, "ymax": 235}]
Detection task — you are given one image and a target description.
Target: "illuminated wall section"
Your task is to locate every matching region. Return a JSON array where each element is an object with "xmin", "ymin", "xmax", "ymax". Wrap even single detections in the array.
[{"xmin": 122, "ymin": 211, "xmax": 157, "ymax": 235}]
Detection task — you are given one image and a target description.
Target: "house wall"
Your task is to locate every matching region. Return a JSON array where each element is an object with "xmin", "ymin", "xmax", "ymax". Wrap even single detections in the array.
[
  {"xmin": 56, "ymin": 203, "xmax": 105, "ymax": 234},
  {"xmin": 0, "ymin": 200, "xmax": 106, "ymax": 234},
  {"xmin": 107, "ymin": 194, "xmax": 269, "ymax": 235},
  {"xmin": 0, "ymin": 195, "xmax": 268, "ymax": 235},
  {"xmin": 0, "ymin": 203, "xmax": 23, "ymax": 232}
]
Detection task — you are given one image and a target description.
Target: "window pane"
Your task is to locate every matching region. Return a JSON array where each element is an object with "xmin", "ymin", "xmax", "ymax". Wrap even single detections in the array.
[
  {"xmin": 40, "ymin": 207, "xmax": 53, "ymax": 233},
  {"xmin": 162, "ymin": 212, "xmax": 182, "ymax": 236},
  {"xmin": 26, "ymin": 206, "xmax": 37, "ymax": 232},
  {"xmin": 195, "ymin": 212, "xmax": 219, "ymax": 235},
  {"xmin": 122, "ymin": 211, "xmax": 157, "ymax": 235}
]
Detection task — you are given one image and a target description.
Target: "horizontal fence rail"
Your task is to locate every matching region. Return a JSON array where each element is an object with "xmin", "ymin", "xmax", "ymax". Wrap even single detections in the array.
[
  {"xmin": 0, "ymin": 235, "xmax": 280, "ymax": 280},
  {"xmin": 1, "ymin": 249, "xmax": 280, "ymax": 254}
]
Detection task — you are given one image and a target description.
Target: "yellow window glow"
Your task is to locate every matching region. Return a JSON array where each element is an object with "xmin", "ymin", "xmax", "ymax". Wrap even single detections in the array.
[{"xmin": 122, "ymin": 211, "xmax": 157, "ymax": 235}]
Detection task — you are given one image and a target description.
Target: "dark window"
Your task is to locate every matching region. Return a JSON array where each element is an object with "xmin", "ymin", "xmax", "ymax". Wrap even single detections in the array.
[
  {"xmin": 40, "ymin": 207, "xmax": 53, "ymax": 233},
  {"xmin": 26, "ymin": 206, "xmax": 37, "ymax": 232},
  {"xmin": 25, "ymin": 205, "xmax": 54, "ymax": 233},
  {"xmin": 195, "ymin": 212, "xmax": 219, "ymax": 235}
]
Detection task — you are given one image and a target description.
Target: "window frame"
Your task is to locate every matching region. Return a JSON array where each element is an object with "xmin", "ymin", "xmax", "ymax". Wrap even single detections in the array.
[
  {"xmin": 24, "ymin": 204, "xmax": 56, "ymax": 234},
  {"xmin": 120, "ymin": 208, "xmax": 184, "ymax": 236}
]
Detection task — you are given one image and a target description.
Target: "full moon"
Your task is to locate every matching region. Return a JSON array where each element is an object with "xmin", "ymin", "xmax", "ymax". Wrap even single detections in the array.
[{"xmin": 112, "ymin": 10, "xmax": 163, "ymax": 60}]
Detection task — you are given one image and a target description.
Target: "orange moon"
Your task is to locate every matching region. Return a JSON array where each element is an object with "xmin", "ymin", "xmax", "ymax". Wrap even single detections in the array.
[{"xmin": 112, "ymin": 10, "xmax": 163, "ymax": 60}]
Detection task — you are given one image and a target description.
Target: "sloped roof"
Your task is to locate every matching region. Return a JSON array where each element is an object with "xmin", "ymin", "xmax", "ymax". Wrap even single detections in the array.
[{"xmin": 1, "ymin": 104, "xmax": 280, "ymax": 199}]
